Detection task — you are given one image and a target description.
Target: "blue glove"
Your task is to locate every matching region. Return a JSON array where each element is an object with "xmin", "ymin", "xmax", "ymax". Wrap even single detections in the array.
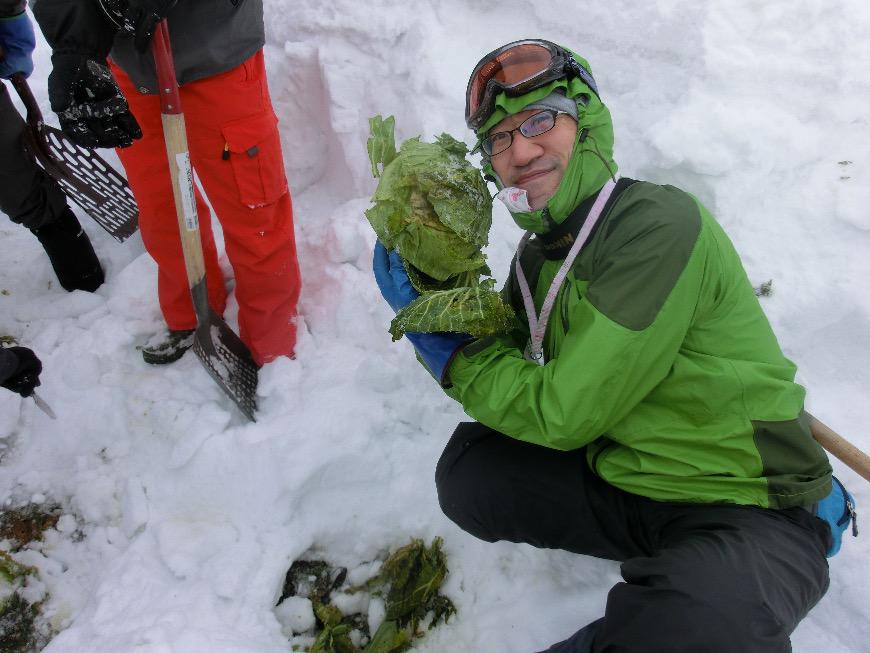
[
  {"xmin": 373, "ymin": 240, "xmax": 419, "ymax": 312},
  {"xmin": 372, "ymin": 241, "xmax": 472, "ymax": 385},
  {"xmin": 815, "ymin": 476, "xmax": 858, "ymax": 557},
  {"xmin": 0, "ymin": 12, "xmax": 36, "ymax": 80}
]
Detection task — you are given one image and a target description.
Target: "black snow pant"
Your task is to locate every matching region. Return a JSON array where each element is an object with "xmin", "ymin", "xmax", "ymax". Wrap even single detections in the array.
[
  {"xmin": 435, "ymin": 422, "xmax": 832, "ymax": 653},
  {"xmin": 0, "ymin": 81, "xmax": 68, "ymax": 230}
]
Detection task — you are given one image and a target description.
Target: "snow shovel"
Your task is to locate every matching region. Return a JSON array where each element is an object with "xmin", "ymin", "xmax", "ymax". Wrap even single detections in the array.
[
  {"xmin": 151, "ymin": 20, "xmax": 258, "ymax": 421},
  {"xmin": 809, "ymin": 413, "xmax": 870, "ymax": 483},
  {"xmin": 1, "ymin": 46, "xmax": 139, "ymax": 242}
]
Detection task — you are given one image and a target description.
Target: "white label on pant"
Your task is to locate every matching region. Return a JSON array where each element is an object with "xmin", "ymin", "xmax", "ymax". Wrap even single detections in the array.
[{"xmin": 175, "ymin": 152, "xmax": 198, "ymax": 231}]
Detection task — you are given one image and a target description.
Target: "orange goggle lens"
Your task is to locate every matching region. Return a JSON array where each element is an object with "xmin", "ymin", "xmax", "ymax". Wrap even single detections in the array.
[{"xmin": 467, "ymin": 43, "xmax": 556, "ymax": 121}]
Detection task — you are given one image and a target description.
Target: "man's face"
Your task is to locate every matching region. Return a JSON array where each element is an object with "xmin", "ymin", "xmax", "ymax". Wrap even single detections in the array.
[{"xmin": 488, "ymin": 109, "xmax": 578, "ymax": 211}]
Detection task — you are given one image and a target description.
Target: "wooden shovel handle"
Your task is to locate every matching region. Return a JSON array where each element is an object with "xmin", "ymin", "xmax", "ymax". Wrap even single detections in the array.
[
  {"xmin": 151, "ymin": 21, "xmax": 208, "ymax": 308},
  {"xmin": 809, "ymin": 413, "xmax": 870, "ymax": 482}
]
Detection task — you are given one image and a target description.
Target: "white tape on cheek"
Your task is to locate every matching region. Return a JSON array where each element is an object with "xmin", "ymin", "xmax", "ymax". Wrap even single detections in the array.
[{"xmin": 496, "ymin": 187, "xmax": 533, "ymax": 213}]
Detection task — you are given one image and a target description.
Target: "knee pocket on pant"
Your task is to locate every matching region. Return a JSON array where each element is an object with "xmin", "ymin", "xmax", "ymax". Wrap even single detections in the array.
[{"xmin": 221, "ymin": 111, "xmax": 288, "ymax": 208}]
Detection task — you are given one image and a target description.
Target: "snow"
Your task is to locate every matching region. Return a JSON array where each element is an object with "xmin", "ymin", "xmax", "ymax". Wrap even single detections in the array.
[{"xmin": 1, "ymin": 0, "xmax": 868, "ymax": 651}]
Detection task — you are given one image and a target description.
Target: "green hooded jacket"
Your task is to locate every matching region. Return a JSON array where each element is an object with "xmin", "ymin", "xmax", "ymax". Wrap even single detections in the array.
[{"xmin": 443, "ymin": 58, "xmax": 831, "ymax": 509}]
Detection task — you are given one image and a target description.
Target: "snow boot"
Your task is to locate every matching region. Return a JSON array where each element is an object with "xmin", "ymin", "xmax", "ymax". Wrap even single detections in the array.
[
  {"xmin": 141, "ymin": 328, "xmax": 196, "ymax": 365},
  {"xmin": 31, "ymin": 207, "xmax": 105, "ymax": 292}
]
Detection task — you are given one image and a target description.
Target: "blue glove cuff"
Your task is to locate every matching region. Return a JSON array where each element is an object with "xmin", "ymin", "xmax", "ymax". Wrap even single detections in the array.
[
  {"xmin": 406, "ymin": 331, "xmax": 473, "ymax": 386},
  {"xmin": 0, "ymin": 12, "xmax": 36, "ymax": 80},
  {"xmin": 815, "ymin": 476, "xmax": 858, "ymax": 557}
]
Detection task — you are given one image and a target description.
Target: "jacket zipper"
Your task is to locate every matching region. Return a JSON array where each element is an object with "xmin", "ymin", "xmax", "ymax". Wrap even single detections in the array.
[{"xmin": 833, "ymin": 476, "xmax": 859, "ymax": 536}]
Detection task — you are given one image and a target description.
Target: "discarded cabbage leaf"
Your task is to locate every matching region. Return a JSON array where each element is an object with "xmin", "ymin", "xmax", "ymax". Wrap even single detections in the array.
[
  {"xmin": 365, "ymin": 537, "xmax": 456, "ymax": 633},
  {"xmin": 366, "ymin": 115, "xmax": 514, "ymax": 338},
  {"xmin": 283, "ymin": 538, "xmax": 454, "ymax": 653}
]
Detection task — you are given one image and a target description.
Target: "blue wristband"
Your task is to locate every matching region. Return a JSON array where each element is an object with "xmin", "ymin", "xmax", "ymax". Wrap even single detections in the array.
[{"xmin": 406, "ymin": 331, "xmax": 472, "ymax": 386}]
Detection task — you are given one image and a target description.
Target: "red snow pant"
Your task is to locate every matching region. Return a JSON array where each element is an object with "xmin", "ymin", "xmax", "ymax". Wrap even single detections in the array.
[{"xmin": 112, "ymin": 50, "xmax": 300, "ymax": 366}]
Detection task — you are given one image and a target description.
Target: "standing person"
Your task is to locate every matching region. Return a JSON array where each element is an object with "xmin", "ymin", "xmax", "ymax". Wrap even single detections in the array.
[
  {"xmin": 373, "ymin": 39, "xmax": 856, "ymax": 652},
  {"xmin": 0, "ymin": 2, "xmax": 104, "ymax": 293},
  {"xmin": 32, "ymin": 0, "xmax": 301, "ymax": 366}
]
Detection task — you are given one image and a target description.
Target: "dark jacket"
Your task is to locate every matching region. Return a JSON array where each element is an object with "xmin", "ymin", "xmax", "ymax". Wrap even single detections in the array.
[
  {"xmin": 32, "ymin": 0, "xmax": 264, "ymax": 93},
  {"xmin": 0, "ymin": 1, "xmax": 26, "ymax": 18}
]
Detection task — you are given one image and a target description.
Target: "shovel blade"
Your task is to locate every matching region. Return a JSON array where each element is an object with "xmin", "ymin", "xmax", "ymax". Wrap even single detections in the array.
[
  {"xmin": 192, "ymin": 309, "xmax": 259, "ymax": 421},
  {"xmin": 24, "ymin": 123, "xmax": 139, "ymax": 242}
]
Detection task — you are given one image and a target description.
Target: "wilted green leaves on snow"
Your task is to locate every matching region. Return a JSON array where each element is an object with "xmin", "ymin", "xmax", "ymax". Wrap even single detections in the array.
[
  {"xmin": 0, "ymin": 551, "xmax": 46, "ymax": 651},
  {"xmin": 366, "ymin": 115, "xmax": 514, "ymax": 339},
  {"xmin": 281, "ymin": 538, "xmax": 455, "ymax": 653},
  {"xmin": 366, "ymin": 537, "xmax": 454, "ymax": 629}
]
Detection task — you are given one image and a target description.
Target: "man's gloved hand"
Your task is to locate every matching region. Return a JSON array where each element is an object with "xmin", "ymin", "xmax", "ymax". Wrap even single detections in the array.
[
  {"xmin": 0, "ymin": 347, "xmax": 42, "ymax": 397},
  {"xmin": 373, "ymin": 241, "xmax": 472, "ymax": 385},
  {"xmin": 103, "ymin": 0, "xmax": 177, "ymax": 52},
  {"xmin": 0, "ymin": 11, "xmax": 36, "ymax": 79},
  {"xmin": 373, "ymin": 241, "xmax": 419, "ymax": 312},
  {"xmin": 48, "ymin": 54, "xmax": 142, "ymax": 149}
]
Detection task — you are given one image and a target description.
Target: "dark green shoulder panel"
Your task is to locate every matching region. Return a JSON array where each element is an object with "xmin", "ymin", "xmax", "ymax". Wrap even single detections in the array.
[{"xmin": 583, "ymin": 182, "xmax": 702, "ymax": 331}]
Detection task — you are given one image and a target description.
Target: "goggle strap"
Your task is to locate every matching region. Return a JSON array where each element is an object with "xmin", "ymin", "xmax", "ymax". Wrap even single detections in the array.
[
  {"xmin": 467, "ymin": 60, "xmax": 600, "ymax": 130},
  {"xmin": 566, "ymin": 59, "xmax": 600, "ymax": 98}
]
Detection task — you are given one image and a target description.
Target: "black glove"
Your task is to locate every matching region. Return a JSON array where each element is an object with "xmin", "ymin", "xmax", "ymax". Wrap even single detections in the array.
[
  {"xmin": 48, "ymin": 54, "xmax": 143, "ymax": 149},
  {"xmin": 0, "ymin": 347, "xmax": 42, "ymax": 397},
  {"xmin": 103, "ymin": 0, "xmax": 177, "ymax": 52}
]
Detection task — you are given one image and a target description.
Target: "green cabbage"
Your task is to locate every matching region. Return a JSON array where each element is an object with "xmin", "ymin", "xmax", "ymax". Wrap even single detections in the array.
[{"xmin": 366, "ymin": 115, "xmax": 514, "ymax": 340}]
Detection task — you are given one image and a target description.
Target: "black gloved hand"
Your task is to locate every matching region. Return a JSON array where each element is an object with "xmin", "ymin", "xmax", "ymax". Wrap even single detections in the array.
[
  {"xmin": 103, "ymin": 0, "xmax": 178, "ymax": 52},
  {"xmin": 0, "ymin": 347, "xmax": 42, "ymax": 398},
  {"xmin": 48, "ymin": 54, "xmax": 143, "ymax": 149}
]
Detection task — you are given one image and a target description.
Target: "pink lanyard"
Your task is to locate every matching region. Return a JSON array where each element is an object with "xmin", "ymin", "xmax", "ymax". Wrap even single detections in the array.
[{"xmin": 515, "ymin": 178, "xmax": 618, "ymax": 364}]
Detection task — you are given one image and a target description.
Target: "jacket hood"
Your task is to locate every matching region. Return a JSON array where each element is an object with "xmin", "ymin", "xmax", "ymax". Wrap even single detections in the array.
[{"xmin": 475, "ymin": 50, "xmax": 618, "ymax": 234}]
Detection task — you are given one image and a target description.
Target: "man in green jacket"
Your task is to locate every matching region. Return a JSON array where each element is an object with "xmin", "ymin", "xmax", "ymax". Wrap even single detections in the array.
[{"xmin": 374, "ymin": 40, "xmax": 850, "ymax": 652}]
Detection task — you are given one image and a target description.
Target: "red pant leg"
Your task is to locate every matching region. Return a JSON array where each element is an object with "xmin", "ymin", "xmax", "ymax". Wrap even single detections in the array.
[
  {"xmin": 174, "ymin": 51, "xmax": 301, "ymax": 365},
  {"xmin": 112, "ymin": 64, "xmax": 227, "ymax": 330}
]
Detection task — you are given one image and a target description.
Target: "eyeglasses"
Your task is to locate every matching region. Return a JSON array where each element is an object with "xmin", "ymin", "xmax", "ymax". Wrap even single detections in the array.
[
  {"xmin": 480, "ymin": 109, "xmax": 568, "ymax": 156},
  {"xmin": 465, "ymin": 39, "xmax": 599, "ymax": 131}
]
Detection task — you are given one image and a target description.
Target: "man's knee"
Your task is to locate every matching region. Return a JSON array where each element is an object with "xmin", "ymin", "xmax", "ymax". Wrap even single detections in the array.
[
  {"xmin": 435, "ymin": 422, "xmax": 503, "ymax": 541},
  {"xmin": 599, "ymin": 570, "xmax": 794, "ymax": 652}
]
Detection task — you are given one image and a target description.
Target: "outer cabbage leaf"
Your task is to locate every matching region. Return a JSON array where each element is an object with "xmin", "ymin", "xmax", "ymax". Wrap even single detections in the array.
[
  {"xmin": 393, "ymin": 135, "xmax": 491, "ymax": 248},
  {"xmin": 390, "ymin": 287, "xmax": 515, "ymax": 341},
  {"xmin": 394, "ymin": 193, "xmax": 486, "ymax": 280},
  {"xmin": 367, "ymin": 115, "xmax": 397, "ymax": 178}
]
